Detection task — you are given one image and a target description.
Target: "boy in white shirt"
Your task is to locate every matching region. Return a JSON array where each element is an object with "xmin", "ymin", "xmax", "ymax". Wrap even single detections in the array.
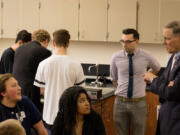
[{"xmin": 34, "ymin": 29, "xmax": 84, "ymax": 134}]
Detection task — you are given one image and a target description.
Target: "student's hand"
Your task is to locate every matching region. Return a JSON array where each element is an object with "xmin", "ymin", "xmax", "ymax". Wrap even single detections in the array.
[
  {"xmin": 112, "ymin": 81, "xmax": 118, "ymax": 88},
  {"xmin": 168, "ymin": 81, "xmax": 174, "ymax": 87},
  {"xmin": 143, "ymin": 72, "xmax": 157, "ymax": 84}
]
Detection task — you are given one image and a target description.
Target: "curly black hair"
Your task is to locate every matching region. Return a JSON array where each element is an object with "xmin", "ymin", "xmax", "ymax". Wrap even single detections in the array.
[
  {"xmin": 15, "ymin": 30, "xmax": 31, "ymax": 43},
  {"xmin": 52, "ymin": 86, "xmax": 91, "ymax": 135}
]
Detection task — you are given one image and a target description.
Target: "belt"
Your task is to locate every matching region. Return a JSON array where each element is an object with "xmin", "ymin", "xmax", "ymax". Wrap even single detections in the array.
[
  {"xmin": 117, "ymin": 96, "xmax": 146, "ymax": 102},
  {"xmin": 43, "ymin": 121, "xmax": 53, "ymax": 130}
]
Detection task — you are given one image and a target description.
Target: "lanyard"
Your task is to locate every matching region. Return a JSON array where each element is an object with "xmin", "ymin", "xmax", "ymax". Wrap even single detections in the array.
[{"xmin": 0, "ymin": 103, "xmax": 22, "ymax": 123}]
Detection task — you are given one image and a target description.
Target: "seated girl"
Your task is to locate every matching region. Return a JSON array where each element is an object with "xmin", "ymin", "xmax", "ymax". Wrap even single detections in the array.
[{"xmin": 51, "ymin": 86, "xmax": 106, "ymax": 135}]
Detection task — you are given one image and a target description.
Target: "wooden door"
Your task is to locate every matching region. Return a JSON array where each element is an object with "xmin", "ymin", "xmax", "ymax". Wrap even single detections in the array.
[
  {"xmin": 2, "ymin": 0, "xmax": 20, "ymax": 38},
  {"xmin": 56, "ymin": 0, "xmax": 79, "ymax": 40},
  {"xmin": 160, "ymin": 0, "xmax": 180, "ymax": 40},
  {"xmin": 145, "ymin": 92, "xmax": 159, "ymax": 135},
  {"xmin": 138, "ymin": 0, "xmax": 160, "ymax": 43},
  {"xmin": 102, "ymin": 96, "xmax": 116, "ymax": 135},
  {"xmin": 108, "ymin": 0, "xmax": 137, "ymax": 42},
  {"xmin": 39, "ymin": 0, "xmax": 58, "ymax": 35},
  {"xmin": 91, "ymin": 96, "xmax": 116, "ymax": 135},
  {"xmin": 19, "ymin": 0, "xmax": 39, "ymax": 32},
  {"xmin": 79, "ymin": 0, "xmax": 107, "ymax": 41}
]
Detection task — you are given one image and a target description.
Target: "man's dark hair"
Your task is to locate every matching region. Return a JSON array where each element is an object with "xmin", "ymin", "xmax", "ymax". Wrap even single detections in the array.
[
  {"xmin": 122, "ymin": 28, "xmax": 139, "ymax": 40},
  {"xmin": 15, "ymin": 30, "xmax": 32, "ymax": 43},
  {"xmin": 53, "ymin": 29, "xmax": 70, "ymax": 48}
]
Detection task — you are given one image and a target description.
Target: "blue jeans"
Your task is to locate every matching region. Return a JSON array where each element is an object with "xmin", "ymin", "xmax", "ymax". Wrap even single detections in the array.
[
  {"xmin": 46, "ymin": 128, "xmax": 51, "ymax": 135},
  {"xmin": 113, "ymin": 97, "xmax": 147, "ymax": 135},
  {"xmin": 44, "ymin": 122, "xmax": 52, "ymax": 135}
]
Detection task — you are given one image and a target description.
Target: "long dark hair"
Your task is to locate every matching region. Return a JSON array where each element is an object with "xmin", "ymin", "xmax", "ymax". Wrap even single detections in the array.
[{"xmin": 52, "ymin": 86, "xmax": 91, "ymax": 135}]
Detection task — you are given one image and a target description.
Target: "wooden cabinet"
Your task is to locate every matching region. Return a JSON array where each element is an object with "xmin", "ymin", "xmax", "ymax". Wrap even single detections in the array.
[
  {"xmin": 108, "ymin": 0, "xmax": 137, "ymax": 42},
  {"xmin": 101, "ymin": 96, "xmax": 116, "ymax": 135},
  {"xmin": 138, "ymin": 0, "xmax": 180, "ymax": 43},
  {"xmin": 0, "ymin": 0, "xmax": 2, "ymax": 38},
  {"xmin": 145, "ymin": 92, "xmax": 159, "ymax": 135},
  {"xmin": 79, "ymin": 0, "xmax": 137, "ymax": 41},
  {"xmin": 79, "ymin": 0, "xmax": 107, "ymax": 41},
  {"xmin": 1, "ymin": 0, "xmax": 39, "ymax": 38},
  {"xmin": 2, "ymin": 0, "xmax": 20, "ymax": 38},
  {"xmin": 19, "ymin": 0, "xmax": 39, "ymax": 33},
  {"xmin": 55, "ymin": 0, "xmax": 79, "ymax": 40},
  {"xmin": 40, "ymin": 0, "xmax": 136, "ymax": 41},
  {"xmin": 0, "ymin": 0, "xmax": 137, "ymax": 40},
  {"xmin": 1, "ymin": 0, "xmax": 180, "ymax": 41},
  {"xmin": 159, "ymin": 0, "xmax": 180, "ymax": 37},
  {"xmin": 92, "ymin": 92, "xmax": 159, "ymax": 135},
  {"xmin": 138, "ymin": 0, "xmax": 160, "ymax": 43},
  {"xmin": 92, "ymin": 96, "xmax": 116, "ymax": 135},
  {"xmin": 39, "ymin": 0, "xmax": 58, "ymax": 35},
  {"xmin": 39, "ymin": 0, "xmax": 79, "ymax": 39}
]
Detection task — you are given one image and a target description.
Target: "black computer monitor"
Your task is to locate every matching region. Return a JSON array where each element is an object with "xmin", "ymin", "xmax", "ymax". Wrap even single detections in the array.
[
  {"xmin": 81, "ymin": 63, "xmax": 96, "ymax": 76},
  {"xmin": 98, "ymin": 64, "xmax": 110, "ymax": 77},
  {"xmin": 81, "ymin": 63, "xmax": 110, "ymax": 77}
]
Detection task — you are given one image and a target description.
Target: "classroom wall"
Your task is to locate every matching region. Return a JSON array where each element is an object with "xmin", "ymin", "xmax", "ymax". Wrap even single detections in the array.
[{"xmin": 0, "ymin": 39, "xmax": 169, "ymax": 67}]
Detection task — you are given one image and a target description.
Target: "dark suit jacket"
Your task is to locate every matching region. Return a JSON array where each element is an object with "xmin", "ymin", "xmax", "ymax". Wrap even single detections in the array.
[{"xmin": 149, "ymin": 54, "xmax": 180, "ymax": 135}]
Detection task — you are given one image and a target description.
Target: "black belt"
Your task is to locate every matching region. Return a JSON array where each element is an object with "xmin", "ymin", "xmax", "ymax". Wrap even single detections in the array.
[{"xmin": 43, "ymin": 121, "xmax": 53, "ymax": 130}]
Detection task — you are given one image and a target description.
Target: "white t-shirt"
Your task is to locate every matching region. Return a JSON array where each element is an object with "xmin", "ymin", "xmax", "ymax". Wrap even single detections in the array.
[{"xmin": 34, "ymin": 54, "xmax": 84, "ymax": 124}]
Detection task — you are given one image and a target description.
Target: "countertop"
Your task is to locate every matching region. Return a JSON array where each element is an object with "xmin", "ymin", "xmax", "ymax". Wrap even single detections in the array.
[
  {"xmin": 84, "ymin": 76, "xmax": 115, "ymax": 99},
  {"xmin": 84, "ymin": 85, "xmax": 115, "ymax": 99}
]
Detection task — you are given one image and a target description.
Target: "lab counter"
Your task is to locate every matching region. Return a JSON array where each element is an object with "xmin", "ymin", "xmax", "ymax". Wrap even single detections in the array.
[{"xmin": 84, "ymin": 85, "xmax": 115, "ymax": 99}]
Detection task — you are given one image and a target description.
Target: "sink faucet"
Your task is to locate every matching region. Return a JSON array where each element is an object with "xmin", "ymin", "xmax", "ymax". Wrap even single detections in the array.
[{"xmin": 88, "ymin": 64, "xmax": 103, "ymax": 87}]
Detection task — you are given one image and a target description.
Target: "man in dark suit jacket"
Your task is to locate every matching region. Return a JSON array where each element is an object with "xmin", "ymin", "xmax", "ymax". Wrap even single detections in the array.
[
  {"xmin": 143, "ymin": 20, "xmax": 180, "ymax": 135},
  {"xmin": 13, "ymin": 29, "xmax": 51, "ymax": 112}
]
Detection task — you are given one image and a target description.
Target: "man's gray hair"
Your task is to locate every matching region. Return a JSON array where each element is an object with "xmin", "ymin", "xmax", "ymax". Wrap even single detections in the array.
[{"xmin": 164, "ymin": 20, "xmax": 180, "ymax": 36}]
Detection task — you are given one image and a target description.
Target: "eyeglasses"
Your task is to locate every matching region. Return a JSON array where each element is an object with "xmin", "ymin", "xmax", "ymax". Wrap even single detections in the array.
[{"xmin": 120, "ymin": 39, "xmax": 136, "ymax": 44}]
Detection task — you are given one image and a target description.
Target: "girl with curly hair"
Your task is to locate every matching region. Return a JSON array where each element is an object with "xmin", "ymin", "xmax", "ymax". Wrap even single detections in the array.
[{"xmin": 51, "ymin": 86, "xmax": 106, "ymax": 135}]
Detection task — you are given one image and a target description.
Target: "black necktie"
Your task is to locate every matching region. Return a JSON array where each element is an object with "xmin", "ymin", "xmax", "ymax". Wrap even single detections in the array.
[{"xmin": 127, "ymin": 54, "xmax": 134, "ymax": 98}]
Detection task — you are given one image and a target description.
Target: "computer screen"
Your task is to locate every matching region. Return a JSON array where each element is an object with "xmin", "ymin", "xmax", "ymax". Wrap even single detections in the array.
[
  {"xmin": 98, "ymin": 64, "xmax": 110, "ymax": 77},
  {"xmin": 81, "ymin": 63, "xmax": 110, "ymax": 77},
  {"xmin": 81, "ymin": 63, "xmax": 96, "ymax": 76}
]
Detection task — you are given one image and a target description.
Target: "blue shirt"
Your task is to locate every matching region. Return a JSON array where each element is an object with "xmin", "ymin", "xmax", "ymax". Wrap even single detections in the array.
[{"xmin": 0, "ymin": 96, "xmax": 41, "ymax": 135}]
